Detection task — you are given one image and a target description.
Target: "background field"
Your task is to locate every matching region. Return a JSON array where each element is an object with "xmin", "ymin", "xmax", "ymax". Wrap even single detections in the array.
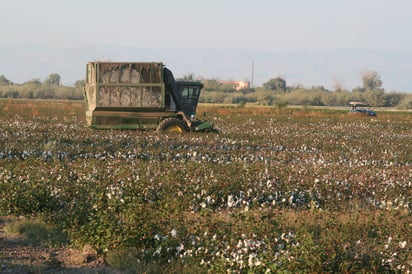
[{"xmin": 0, "ymin": 99, "xmax": 410, "ymax": 273}]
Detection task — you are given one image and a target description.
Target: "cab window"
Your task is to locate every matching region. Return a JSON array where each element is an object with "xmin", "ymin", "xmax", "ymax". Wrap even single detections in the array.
[{"xmin": 181, "ymin": 87, "xmax": 200, "ymax": 99}]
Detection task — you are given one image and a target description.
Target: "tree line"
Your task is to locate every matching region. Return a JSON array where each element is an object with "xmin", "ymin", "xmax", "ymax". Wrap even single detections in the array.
[
  {"xmin": 0, "ymin": 74, "xmax": 84, "ymax": 100},
  {"xmin": 199, "ymin": 70, "xmax": 412, "ymax": 109},
  {"xmin": 1, "ymin": 71, "xmax": 412, "ymax": 109}
]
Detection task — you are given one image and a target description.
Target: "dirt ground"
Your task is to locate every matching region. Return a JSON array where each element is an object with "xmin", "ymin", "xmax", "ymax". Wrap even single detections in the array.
[{"xmin": 0, "ymin": 217, "xmax": 119, "ymax": 274}]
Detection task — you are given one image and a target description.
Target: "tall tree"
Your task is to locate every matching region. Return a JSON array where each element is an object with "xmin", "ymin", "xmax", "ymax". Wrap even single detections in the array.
[
  {"xmin": 74, "ymin": 79, "xmax": 85, "ymax": 89},
  {"xmin": 365, "ymin": 89, "xmax": 384, "ymax": 107},
  {"xmin": 361, "ymin": 71, "xmax": 384, "ymax": 106},
  {"xmin": 361, "ymin": 70, "xmax": 382, "ymax": 91},
  {"xmin": 181, "ymin": 73, "xmax": 195, "ymax": 81},
  {"xmin": 0, "ymin": 75, "xmax": 13, "ymax": 85},
  {"xmin": 263, "ymin": 77, "xmax": 287, "ymax": 91},
  {"xmin": 332, "ymin": 79, "xmax": 344, "ymax": 92},
  {"xmin": 44, "ymin": 73, "xmax": 61, "ymax": 86}
]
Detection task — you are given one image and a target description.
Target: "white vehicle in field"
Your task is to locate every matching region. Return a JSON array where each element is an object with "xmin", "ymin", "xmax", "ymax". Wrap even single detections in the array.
[{"xmin": 349, "ymin": 102, "xmax": 377, "ymax": 116}]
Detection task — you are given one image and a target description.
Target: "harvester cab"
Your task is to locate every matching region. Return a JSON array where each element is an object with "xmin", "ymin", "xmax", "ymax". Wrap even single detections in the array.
[
  {"xmin": 176, "ymin": 81, "xmax": 215, "ymax": 132},
  {"xmin": 163, "ymin": 68, "xmax": 215, "ymax": 132},
  {"xmin": 175, "ymin": 81, "xmax": 203, "ymax": 116}
]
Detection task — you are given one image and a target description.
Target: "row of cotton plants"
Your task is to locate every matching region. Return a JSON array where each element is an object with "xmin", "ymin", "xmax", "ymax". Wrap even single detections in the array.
[{"xmin": 0, "ymin": 100, "xmax": 410, "ymax": 272}]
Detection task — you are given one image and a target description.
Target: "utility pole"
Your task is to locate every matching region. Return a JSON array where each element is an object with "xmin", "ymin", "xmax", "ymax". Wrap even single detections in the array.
[{"xmin": 251, "ymin": 61, "xmax": 254, "ymax": 88}]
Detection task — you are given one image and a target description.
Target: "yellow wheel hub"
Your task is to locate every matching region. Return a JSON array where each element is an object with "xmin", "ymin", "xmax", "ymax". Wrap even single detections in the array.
[{"xmin": 165, "ymin": 125, "xmax": 183, "ymax": 133}]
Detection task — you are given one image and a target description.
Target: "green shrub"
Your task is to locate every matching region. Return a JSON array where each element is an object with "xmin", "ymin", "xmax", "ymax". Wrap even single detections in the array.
[{"xmin": 5, "ymin": 218, "xmax": 68, "ymax": 247}]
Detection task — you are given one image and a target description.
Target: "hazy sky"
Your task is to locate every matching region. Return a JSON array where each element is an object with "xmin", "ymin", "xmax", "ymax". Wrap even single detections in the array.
[{"xmin": 2, "ymin": 0, "xmax": 412, "ymax": 51}]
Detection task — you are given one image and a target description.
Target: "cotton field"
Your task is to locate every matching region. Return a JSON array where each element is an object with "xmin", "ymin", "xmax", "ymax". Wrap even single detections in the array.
[{"xmin": 0, "ymin": 100, "xmax": 410, "ymax": 273}]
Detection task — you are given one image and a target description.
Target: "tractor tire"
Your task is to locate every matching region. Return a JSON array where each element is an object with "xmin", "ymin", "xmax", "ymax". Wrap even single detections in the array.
[{"xmin": 157, "ymin": 117, "xmax": 189, "ymax": 133}]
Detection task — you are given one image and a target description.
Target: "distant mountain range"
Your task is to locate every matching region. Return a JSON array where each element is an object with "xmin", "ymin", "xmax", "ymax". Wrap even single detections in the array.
[{"xmin": 0, "ymin": 45, "xmax": 411, "ymax": 92}]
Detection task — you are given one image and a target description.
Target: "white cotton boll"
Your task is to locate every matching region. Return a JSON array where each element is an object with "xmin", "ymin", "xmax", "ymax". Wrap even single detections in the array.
[
  {"xmin": 176, "ymin": 243, "xmax": 184, "ymax": 253},
  {"xmin": 399, "ymin": 241, "xmax": 407, "ymax": 249},
  {"xmin": 248, "ymin": 254, "xmax": 255, "ymax": 267},
  {"xmin": 170, "ymin": 229, "xmax": 177, "ymax": 237},
  {"xmin": 228, "ymin": 194, "xmax": 235, "ymax": 208},
  {"xmin": 153, "ymin": 247, "xmax": 162, "ymax": 256}
]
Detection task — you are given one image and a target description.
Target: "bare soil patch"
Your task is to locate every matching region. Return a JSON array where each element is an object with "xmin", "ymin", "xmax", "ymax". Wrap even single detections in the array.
[{"xmin": 0, "ymin": 217, "xmax": 118, "ymax": 273}]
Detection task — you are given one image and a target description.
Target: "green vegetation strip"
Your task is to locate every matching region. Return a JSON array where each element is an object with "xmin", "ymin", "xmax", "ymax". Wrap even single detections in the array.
[{"xmin": 0, "ymin": 100, "xmax": 410, "ymax": 273}]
